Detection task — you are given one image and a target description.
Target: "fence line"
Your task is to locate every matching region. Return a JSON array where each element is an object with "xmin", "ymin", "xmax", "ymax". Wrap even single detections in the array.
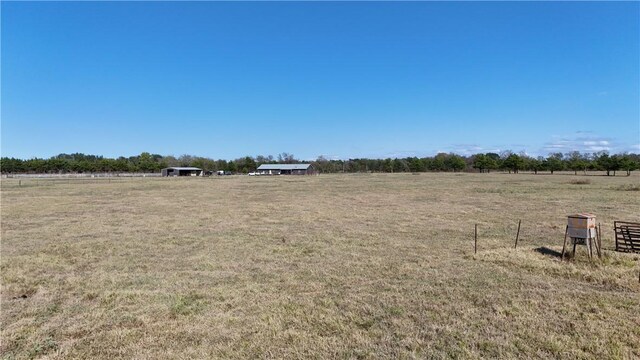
[{"xmin": 2, "ymin": 173, "xmax": 161, "ymax": 179}]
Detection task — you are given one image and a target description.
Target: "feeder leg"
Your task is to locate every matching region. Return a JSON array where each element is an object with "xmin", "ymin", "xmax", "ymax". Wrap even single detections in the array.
[
  {"xmin": 561, "ymin": 225, "xmax": 569, "ymax": 261},
  {"xmin": 572, "ymin": 238, "xmax": 577, "ymax": 259}
]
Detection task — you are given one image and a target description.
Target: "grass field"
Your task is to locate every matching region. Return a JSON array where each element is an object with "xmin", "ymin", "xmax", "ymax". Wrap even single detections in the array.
[{"xmin": 1, "ymin": 173, "xmax": 639, "ymax": 359}]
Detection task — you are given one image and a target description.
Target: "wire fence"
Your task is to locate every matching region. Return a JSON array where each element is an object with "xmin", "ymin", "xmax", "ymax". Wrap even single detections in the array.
[{"xmin": 1, "ymin": 174, "xmax": 170, "ymax": 188}]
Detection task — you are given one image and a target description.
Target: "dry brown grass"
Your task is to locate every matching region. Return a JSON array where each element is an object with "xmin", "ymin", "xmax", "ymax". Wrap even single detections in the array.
[{"xmin": 1, "ymin": 173, "xmax": 639, "ymax": 359}]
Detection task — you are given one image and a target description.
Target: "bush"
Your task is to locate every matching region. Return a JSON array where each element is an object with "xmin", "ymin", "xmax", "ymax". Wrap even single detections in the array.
[
  {"xmin": 568, "ymin": 179, "xmax": 591, "ymax": 185},
  {"xmin": 615, "ymin": 184, "xmax": 640, "ymax": 191}
]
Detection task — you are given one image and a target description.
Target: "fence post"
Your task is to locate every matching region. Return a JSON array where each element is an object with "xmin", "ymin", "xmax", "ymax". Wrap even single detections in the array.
[
  {"xmin": 596, "ymin": 223, "xmax": 602, "ymax": 258},
  {"xmin": 474, "ymin": 224, "xmax": 478, "ymax": 254},
  {"xmin": 514, "ymin": 219, "xmax": 521, "ymax": 249}
]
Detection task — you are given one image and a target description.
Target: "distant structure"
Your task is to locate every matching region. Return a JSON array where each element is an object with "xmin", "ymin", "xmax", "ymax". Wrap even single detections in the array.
[
  {"xmin": 161, "ymin": 167, "xmax": 203, "ymax": 177},
  {"xmin": 257, "ymin": 164, "xmax": 315, "ymax": 175}
]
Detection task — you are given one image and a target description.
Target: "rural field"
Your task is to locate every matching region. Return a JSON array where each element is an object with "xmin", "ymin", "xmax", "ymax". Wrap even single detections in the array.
[{"xmin": 1, "ymin": 173, "xmax": 639, "ymax": 359}]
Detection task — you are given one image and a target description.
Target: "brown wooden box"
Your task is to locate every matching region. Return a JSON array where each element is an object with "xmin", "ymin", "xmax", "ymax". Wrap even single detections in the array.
[{"xmin": 568, "ymin": 214, "xmax": 596, "ymax": 238}]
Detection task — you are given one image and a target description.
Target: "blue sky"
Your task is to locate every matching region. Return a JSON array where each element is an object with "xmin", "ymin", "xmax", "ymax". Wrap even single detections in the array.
[{"xmin": 2, "ymin": 2, "xmax": 638, "ymax": 160}]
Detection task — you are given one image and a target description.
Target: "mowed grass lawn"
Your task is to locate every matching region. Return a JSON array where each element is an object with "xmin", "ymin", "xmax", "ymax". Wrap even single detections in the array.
[{"xmin": 1, "ymin": 173, "xmax": 639, "ymax": 359}]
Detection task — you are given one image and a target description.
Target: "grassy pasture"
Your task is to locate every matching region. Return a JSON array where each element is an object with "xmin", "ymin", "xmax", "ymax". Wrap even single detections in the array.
[{"xmin": 1, "ymin": 173, "xmax": 639, "ymax": 359}]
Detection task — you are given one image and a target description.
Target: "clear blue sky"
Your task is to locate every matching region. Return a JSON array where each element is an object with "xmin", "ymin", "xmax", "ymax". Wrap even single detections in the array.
[{"xmin": 2, "ymin": 1, "xmax": 639, "ymax": 160}]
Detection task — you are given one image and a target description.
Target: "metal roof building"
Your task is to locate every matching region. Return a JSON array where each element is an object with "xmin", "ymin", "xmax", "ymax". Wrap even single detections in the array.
[
  {"xmin": 161, "ymin": 167, "xmax": 203, "ymax": 177},
  {"xmin": 257, "ymin": 164, "xmax": 315, "ymax": 175}
]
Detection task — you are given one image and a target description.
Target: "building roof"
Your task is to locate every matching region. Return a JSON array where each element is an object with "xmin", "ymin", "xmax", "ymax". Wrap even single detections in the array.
[
  {"xmin": 257, "ymin": 164, "xmax": 312, "ymax": 170},
  {"xmin": 163, "ymin": 167, "xmax": 202, "ymax": 171}
]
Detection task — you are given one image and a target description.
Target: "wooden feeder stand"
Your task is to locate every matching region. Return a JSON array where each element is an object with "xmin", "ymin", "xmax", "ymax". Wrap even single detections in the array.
[{"xmin": 562, "ymin": 213, "xmax": 601, "ymax": 261}]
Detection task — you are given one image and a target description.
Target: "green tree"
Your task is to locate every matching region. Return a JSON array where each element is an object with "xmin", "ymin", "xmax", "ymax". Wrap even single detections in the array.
[
  {"xmin": 473, "ymin": 154, "xmax": 488, "ymax": 173},
  {"xmin": 227, "ymin": 161, "xmax": 238, "ymax": 173},
  {"xmin": 526, "ymin": 156, "xmax": 544, "ymax": 174},
  {"xmin": 546, "ymin": 153, "xmax": 564, "ymax": 174},
  {"xmin": 137, "ymin": 152, "xmax": 156, "ymax": 172},
  {"xmin": 618, "ymin": 154, "xmax": 639, "ymax": 176},
  {"xmin": 595, "ymin": 151, "xmax": 619, "ymax": 176},
  {"xmin": 502, "ymin": 154, "xmax": 525, "ymax": 174},
  {"xmin": 408, "ymin": 157, "xmax": 425, "ymax": 172},
  {"xmin": 566, "ymin": 151, "xmax": 587, "ymax": 175},
  {"xmin": 383, "ymin": 158, "xmax": 394, "ymax": 173},
  {"xmin": 392, "ymin": 159, "xmax": 409, "ymax": 172},
  {"xmin": 430, "ymin": 153, "xmax": 447, "ymax": 171},
  {"xmin": 446, "ymin": 154, "xmax": 466, "ymax": 172},
  {"xmin": 0, "ymin": 157, "xmax": 25, "ymax": 173}
]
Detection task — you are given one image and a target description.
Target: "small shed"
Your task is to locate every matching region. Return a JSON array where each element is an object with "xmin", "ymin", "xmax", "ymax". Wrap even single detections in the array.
[
  {"xmin": 161, "ymin": 167, "xmax": 203, "ymax": 177},
  {"xmin": 257, "ymin": 164, "xmax": 315, "ymax": 175}
]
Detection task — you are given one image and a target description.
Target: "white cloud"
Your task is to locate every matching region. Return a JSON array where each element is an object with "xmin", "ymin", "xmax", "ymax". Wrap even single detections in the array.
[
  {"xmin": 541, "ymin": 131, "xmax": 621, "ymax": 154},
  {"xmin": 444, "ymin": 144, "xmax": 505, "ymax": 156}
]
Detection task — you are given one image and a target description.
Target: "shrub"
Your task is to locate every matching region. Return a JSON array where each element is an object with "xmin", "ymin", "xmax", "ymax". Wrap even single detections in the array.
[{"xmin": 568, "ymin": 179, "xmax": 591, "ymax": 185}]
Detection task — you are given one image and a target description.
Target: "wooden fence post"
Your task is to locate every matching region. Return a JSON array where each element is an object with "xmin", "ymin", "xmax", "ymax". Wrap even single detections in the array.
[
  {"xmin": 474, "ymin": 224, "xmax": 478, "ymax": 254},
  {"xmin": 514, "ymin": 219, "xmax": 521, "ymax": 249},
  {"xmin": 561, "ymin": 225, "xmax": 569, "ymax": 261},
  {"xmin": 595, "ymin": 223, "xmax": 602, "ymax": 258}
]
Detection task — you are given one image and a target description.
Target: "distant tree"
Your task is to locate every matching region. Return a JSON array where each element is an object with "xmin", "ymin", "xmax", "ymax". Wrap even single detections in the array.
[
  {"xmin": 430, "ymin": 153, "xmax": 448, "ymax": 171},
  {"xmin": 312, "ymin": 156, "xmax": 333, "ymax": 174},
  {"xmin": 114, "ymin": 157, "xmax": 131, "ymax": 172},
  {"xmin": 502, "ymin": 154, "xmax": 525, "ymax": 174},
  {"xmin": 446, "ymin": 154, "xmax": 466, "ymax": 172},
  {"xmin": 498, "ymin": 151, "xmax": 514, "ymax": 172},
  {"xmin": 255, "ymin": 155, "xmax": 274, "ymax": 165},
  {"xmin": 618, "ymin": 154, "xmax": 639, "ymax": 176},
  {"xmin": 566, "ymin": 151, "xmax": 587, "ymax": 175},
  {"xmin": 609, "ymin": 154, "xmax": 622, "ymax": 176},
  {"xmin": 383, "ymin": 158, "xmax": 393, "ymax": 173},
  {"xmin": 162, "ymin": 155, "xmax": 179, "ymax": 167},
  {"xmin": 178, "ymin": 155, "xmax": 195, "ymax": 167},
  {"xmin": 472, "ymin": 154, "xmax": 488, "ymax": 173},
  {"xmin": 392, "ymin": 158, "xmax": 409, "ymax": 172},
  {"xmin": 408, "ymin": 157, "xmax": 425, "ymax": 172},
  {"xmin": 485, "ymin": 154, "xmax": 499, "ymax": 173},
  {"xmin": 2, "ymin": 150, "xmax": 638, "ymax": 176},
  {"xmin": 0, "ymin": 157, "xmax": 24, "ymax": 173},
  {"xmin": 594, "ymin": 151, "xmax": 619, "ymax": 176},
  {"xmin": 546, "ymin": 153, "xmax": 564, "ymax": 174},
  {"xmin": 227, "ymin": 160, "xmax": 237, "ymax": 173},
  {"xmin": 234, "ymin": 156, "xmax": 257, "ymax": 173},
  {"xmin": 97, "ymin": 158, "xmax": 114, "ymax": 172},
  {"xmin": 472, "ymin": 153, "xmax": 500, "ymax": 173},
  {"xmin": 191, "ymin": 157, "xmax": 216, "ymax": 172},
  {"xmin": 526, "ymin": 156, "xmax": 544, "ymax": 174},
  {"xmin": 216, "ymin": 160, "xmax": 228, "ymax": 171},
  {"xmin": 278, "ymin": 152, "xmax": 296, "ymax": 164},
  {"xmin": 137, "ymin": 152, "xmax": 157, "ymax": 173}
]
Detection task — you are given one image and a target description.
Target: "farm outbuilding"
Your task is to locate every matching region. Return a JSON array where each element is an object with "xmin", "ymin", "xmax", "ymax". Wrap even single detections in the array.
[
  {"xmin": 161, "ymin": 167, "xmax": 203, "ymax": 177},
  {"xmin": 257, "ymin": 164, "xmax": 315, "ymax": 175}
]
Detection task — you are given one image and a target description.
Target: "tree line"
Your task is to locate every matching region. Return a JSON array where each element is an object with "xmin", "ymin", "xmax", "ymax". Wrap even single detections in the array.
[{"xmin": 1, "ymin": 151, "xmax": 638, "ymax": 176}]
